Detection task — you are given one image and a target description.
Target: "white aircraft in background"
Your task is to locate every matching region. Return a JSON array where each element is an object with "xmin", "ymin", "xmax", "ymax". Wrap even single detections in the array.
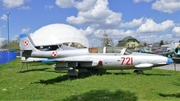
[{"xmin": 20, "ymin": 34, "xmax": 174, "ymax": 77}]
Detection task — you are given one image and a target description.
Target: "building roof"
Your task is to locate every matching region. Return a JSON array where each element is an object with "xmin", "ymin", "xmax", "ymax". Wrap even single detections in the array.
[
  {"xmin": 29, "ymin": 23, "xmax": 89, "ymax": 48},
  {"xmin": 119, "ymin": 36, "xmax": 139, "ymax": 43}
]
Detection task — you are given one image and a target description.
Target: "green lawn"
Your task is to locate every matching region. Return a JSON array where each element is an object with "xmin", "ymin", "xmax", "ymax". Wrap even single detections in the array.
[{"xmin": 0, "ymin": 58, "xmax": 180, "ymax": 101}]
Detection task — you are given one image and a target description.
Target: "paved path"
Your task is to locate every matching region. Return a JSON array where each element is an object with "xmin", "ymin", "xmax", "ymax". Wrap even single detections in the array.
[{"xmin": 157, "ymin": 63, "xmax": 180, "ymax": 71}]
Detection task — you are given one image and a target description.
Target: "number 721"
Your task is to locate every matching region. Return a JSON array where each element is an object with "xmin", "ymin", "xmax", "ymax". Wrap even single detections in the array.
[{"xmin": 121, "ymin": 57, "xmax": 133, "ymax": 66}]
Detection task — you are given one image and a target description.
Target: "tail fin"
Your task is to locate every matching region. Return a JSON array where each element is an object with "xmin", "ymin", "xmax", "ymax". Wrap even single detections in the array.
[
  {"xmin": 20, "ymin": 34, "xmax": 38, "ymax": 51},
  {"xmin": 20, "ymin": 34, "xmax": 40, "ymax": 60}
]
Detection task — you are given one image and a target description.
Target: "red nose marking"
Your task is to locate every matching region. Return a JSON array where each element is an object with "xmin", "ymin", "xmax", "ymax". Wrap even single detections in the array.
[{"xmin": 98, "ymin": 60, "xmax": 103, "ymax": 66}]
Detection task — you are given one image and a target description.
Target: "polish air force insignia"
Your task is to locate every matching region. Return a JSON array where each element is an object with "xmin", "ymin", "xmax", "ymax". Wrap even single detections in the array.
[
  {"xmin": 52, "ymin": 51, "xmax": 57, "ymax": 57},
  {"xmin": 24, "ymin": 40, "xmax": 29, "ymax": 46}
]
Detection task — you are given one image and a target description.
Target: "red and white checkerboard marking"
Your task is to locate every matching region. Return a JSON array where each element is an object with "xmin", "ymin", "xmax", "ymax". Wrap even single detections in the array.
[
  {"xmin": 24, "ymin": 40, "xmax": 29, "ymax": 46},
  {"xmin": 52, "ymin": 51, "xmax": 57, "ymax": 57}
]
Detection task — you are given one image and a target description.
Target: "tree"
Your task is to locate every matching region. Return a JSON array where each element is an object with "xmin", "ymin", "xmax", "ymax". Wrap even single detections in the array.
[
  {"xmin": 0, "ymin": 38, "xmax": 20, "ymax": 51},
  {"xmin": 144, "ymin": 42, "xmax": 147, "ymax": 47},
  {"xmin": 10, "ymin": 38, "xmax": 20, "ymax": 49},
  {"xmin": 0, "ymin": 40, "xmax": 8, "ymax": 49},
  {"xmin": 101, "ymin": 31, "xmax": 114, "ymax": 47},
  {"xmin": 159, "ymin": 40, "xmax": 164, "ymax": 46},
  {"xmin": 117, "ymin": 41, "xmax": 125, "ymax": 47}
]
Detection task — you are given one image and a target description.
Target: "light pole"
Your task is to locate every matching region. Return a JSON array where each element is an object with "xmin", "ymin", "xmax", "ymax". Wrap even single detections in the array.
[{"xmin": 7, "ymin": 12, "xmax": 10, "ymax": 68}]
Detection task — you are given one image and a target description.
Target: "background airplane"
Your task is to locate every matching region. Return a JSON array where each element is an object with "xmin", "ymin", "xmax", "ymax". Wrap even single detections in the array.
[
  {"xmin": 174, "ymin": 45, "xmax": 180, "ymax": 57},
  {"xmin": 160, "ymin": 42, "xmax": 180, "ymax": 58},
  {"xmin": 20, "ymin": 34, "xmax": 174, "ymax": 77}
]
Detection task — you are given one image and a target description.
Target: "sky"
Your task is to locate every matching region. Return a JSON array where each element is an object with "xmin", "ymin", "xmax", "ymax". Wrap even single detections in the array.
[{"xmin": 0, "ymin": 0, "xmax": 180, "ymax": 47}]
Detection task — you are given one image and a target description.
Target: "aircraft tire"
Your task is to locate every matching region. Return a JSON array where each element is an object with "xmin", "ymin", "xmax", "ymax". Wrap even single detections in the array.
[{"xmin": 133, "ymin": 69, "xmax": 143, "ymax": 75}]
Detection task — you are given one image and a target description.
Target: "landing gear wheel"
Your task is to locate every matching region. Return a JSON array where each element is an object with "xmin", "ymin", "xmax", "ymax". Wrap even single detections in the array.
[
  {"xmin": 133, "ymin": 69, "xmax": 143, "ymax": 75},
  {"xmin": 68, "ymin": 68, "xmax": 78, "ymax": 77}
]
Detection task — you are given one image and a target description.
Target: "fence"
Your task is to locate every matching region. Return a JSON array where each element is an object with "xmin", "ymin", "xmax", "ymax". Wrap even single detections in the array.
[{"xmin": 0, "ymin": 51, "xmax": 17, "ymax": 65}]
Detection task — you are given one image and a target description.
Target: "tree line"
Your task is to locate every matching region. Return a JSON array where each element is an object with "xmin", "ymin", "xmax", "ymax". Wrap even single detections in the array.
[{"xmin": 0, "ymin": 39, "xmax": 20, "ymax": 51}]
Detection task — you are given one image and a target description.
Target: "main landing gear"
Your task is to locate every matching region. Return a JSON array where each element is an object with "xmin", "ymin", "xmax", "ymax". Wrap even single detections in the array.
[
  {"xmin": 133, "ymin": 69, "xmax": 144, "ymax": 75},
  {"xmin": 68, "ymin": 68, "xmax": 78, "ymax": 77}
]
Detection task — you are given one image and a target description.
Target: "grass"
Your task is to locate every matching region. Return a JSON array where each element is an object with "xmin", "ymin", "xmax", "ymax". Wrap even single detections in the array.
[{"xmin": 0, "ymin": 58, "xmax": 180, "ymax": 101}]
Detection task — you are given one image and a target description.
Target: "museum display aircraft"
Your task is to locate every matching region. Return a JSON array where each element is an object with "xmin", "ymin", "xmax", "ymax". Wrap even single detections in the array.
[
  {"xmin": 160, "ymin": 42, "xmax": 180, "ymax": 57},
  {"xmin": 20, "ymin": 34, "xmax": 174, "ymax": 77},
  {"xmin": 174, "ymin": 45, "xmax": 180, "ymax": 57}
]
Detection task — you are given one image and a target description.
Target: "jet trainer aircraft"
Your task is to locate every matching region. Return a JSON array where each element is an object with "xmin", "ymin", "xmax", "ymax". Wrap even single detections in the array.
[{"xmin": 20, "ymin": 34, "xmax": 173, "ymax": 77}]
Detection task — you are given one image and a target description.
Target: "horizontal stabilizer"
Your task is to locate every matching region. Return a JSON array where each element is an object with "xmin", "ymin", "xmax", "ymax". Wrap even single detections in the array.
[
  {"xmin": 22, "ymin": 60, "xmax": 41, "ymax": 63},
  {"xmin": 135, "ymin": 63, "xmax": 153, "ymax": 68},
  {"xmin": 21, "ymin": 57, "xmax": 46, "ymax": 63}
]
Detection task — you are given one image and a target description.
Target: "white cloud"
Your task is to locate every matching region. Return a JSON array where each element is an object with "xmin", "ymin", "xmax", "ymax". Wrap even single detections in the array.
[
  {"xmin": 55, "ymin": 0, "xmax": 75, "ymax": 8},
  {"xmin": 159, "ymin": 34, "xmax": 172, "ymax": 40},
  {"xmin": 139, "ymin": 35, "xmax": 158, "ymax": 43},
  {"xmin": 89, "ymin": 38, "xmax": 101, "ymax": 47},
  {"xmin": 11, "ymin": 35, "xmax": 19, "ymax": 41},
  {"xmin": 137, "ymin": 19, "xmax": 175, "ymax": 33},
  {"xmin": 172, "ymin": 27, "xmax": 180, "ymax": 33},
  {"xmin": 93, "ymin": 29, "xmax": 135, "ymax": 40},
  {"xmin": 0, "ymin": 38, "xmax": 6, "ymax": 46},
  {"xmin": 18, "ymin": 6, "xmax": 31, "ymax": 10},
  {"xmin": 21, "ymin": 28, "xmax": 30, "ymax": 33},
  {"xmin": 2, "ymin": 0, "xmax": 29, "ymax": 8},
  {"xmin": 89, "ymin": 29, "xmax": 137, "ymax": 46},
  {"xmin": 87, "ymin": 26, "xmax": 178, "ymax": 46},
  {"xmin": 0, "ymin": 26, "xmax": 6, "ymax": 37},
  {"xmin": 120, "ymin": 17, "xmax": 145, "ymax": 28},
  {"xmin": 75, "ymin": 0, "xmax": 97, "ymax": 12},
  {"xmin": 66, "ymin": 0, "xmax": 122, "ymax": 29},
  {"xmin": 152, "ymin": 0, "xmax": 180, "ymax": 13},
  {"xmin": 134, "ymin": 0, "xmax": 153, "ymax": 3},
  {"xmin": 0, "ymin": 14, "xmax": 7, "ymax": 21},
  {"xmin": 138, "ymin": 34, "xmax": 173, "ymax": 43},
  {"xmin": 54, "ymin": 0, "xmax": 179, "ymax": 46},
  {"xmin": 45, "ymin": 5, "xmax": 54, "ymax": 10},
  {"xmin": 172, "ymin": 27, "xmax": 180, "ymax": 37},
  {"xmin": 79, "ymin": 26, "xmax": 95, "ymax": 36}
]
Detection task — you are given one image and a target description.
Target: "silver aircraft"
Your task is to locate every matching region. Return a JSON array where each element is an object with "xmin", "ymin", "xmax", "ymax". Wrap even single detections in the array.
[{"xmin": 20, "ymin": 34, "xmax": 173, "ymax": 76}]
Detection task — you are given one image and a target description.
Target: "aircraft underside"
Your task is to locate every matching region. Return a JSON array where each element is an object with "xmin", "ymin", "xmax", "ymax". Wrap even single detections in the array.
[{"xmin": 54, "ymin": 63, "xmax": 153, "ymax": 77}]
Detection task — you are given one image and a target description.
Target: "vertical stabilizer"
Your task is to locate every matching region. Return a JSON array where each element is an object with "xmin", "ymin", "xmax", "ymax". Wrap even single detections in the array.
[{"xmin": 20, "ymin": 34, "xmax": 39, "ymax": 52}]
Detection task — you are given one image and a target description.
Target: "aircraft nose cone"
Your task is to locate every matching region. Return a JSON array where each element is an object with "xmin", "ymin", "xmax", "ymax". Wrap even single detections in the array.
[{"xmin": 167, "ymin": 58, "xmax": 173, "ymax": 64}]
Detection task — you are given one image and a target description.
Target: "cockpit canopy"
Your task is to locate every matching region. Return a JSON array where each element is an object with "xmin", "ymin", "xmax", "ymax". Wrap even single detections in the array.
[{"xmin": 88, "ymin": 47, "xmax": 132, "ymax": 55}]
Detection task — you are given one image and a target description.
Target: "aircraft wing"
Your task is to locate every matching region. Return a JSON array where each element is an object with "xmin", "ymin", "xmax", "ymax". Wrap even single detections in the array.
[
  {"xmin": 22, "ymin": 56, "xmax": 95, "ymax": 63},
  {"xmin": 21, "ymin": 57, "xmax": 47, "ymax": 63},
  {"xmin": 51, "ymin": 57, "xmax": 101, "ymax": 67},
  {"xmin": 55, "ymin": 57, "xmax": 94, "ymax": 62},
  {"xmin": 23, "ymin": 56, "xmax": 101, "ymax": 67},
  {"xmin": 41, "ymin": 58, "xmax": 94, "ymax": 62}
]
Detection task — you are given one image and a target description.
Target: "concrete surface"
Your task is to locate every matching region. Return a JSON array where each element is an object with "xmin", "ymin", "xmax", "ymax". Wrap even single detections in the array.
[{"xmin": 157, "ymin": 63, "xmax": 180, "ymax": 71}]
